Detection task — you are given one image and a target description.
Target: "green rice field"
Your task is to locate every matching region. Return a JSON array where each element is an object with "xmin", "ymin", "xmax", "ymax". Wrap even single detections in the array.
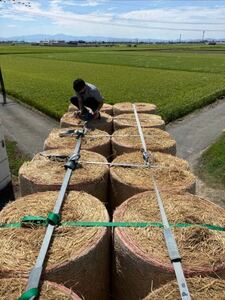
[{"xmin": 1, "ymin": 44, "xmax": 225, "ymax": 122}]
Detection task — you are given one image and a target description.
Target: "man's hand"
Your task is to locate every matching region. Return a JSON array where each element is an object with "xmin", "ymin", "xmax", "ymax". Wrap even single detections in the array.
[
  {"xmin": 92, "ymin": 111, "xmax": 100, "ymax": 120},
  {"xmin": 74, "ymin": 110, "xmax": 82, "ymax": 118}
]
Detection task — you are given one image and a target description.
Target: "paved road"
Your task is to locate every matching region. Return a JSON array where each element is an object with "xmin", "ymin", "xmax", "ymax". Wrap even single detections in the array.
[
  {"xmin": 0, "ymin": 96, "xmax": 58, "ymax": 157},
  {"xmin": 166, "ymin": 98, "xmax": 225, "ymax": 167},
  {"xmin": 166, "ymin": 98, "xmax": 225, "ymax": 208}
]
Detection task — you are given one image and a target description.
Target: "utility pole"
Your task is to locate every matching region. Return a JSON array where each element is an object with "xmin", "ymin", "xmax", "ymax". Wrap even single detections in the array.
[
  {"xmin": 179, "ymin": 34, "xmax": 182, "ymax": 43},
  {"xmin": 202, "ymin": 30, "xmax": 205, "ymax": 42},
  {"xmin": 0, "ymin": 67, "xmax": 6, "ymax": 105}
]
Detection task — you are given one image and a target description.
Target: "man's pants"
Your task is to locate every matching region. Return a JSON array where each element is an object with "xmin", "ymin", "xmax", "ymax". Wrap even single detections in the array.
[{"xmin": 70, "ymin": 96, "xmax": 99, "ymax": 113}]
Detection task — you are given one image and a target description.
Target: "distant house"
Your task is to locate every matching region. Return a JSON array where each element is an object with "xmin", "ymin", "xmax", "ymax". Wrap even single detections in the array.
[{"xmin": 207, "ymin": 41, "xmax": 217, "ymax": 45}]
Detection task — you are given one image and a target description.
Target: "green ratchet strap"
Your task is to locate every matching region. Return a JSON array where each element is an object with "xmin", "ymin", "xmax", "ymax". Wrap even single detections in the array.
[
  {"xmin": 21, "ymin": 216, "xmax": 47, "ymax": 227},
  {"xmin": 47, "ymin": 212, "xmax": 61, "ymax": 226},
  {"xmin": 17, "ymin": 288, "xmax": 39, "ymax": 300},
  {"xmin": 0, "ymin": 217, "xmax": 224, "ymax": 231}
]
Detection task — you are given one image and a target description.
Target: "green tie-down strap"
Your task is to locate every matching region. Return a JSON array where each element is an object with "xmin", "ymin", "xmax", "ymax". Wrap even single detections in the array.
[
  {"xmin": 47, "ymin": 212, "xmax": 61, "ymax": 226},
  {"xmin": 21, "ymin": 216, "xmax": 48, "ymax": 227},
  {"xmin": 17, "ymin": 288, "xmax": 39, "ymax": 300},
  {"xmin": 0, "ymin": 216, "xmax": 224, "ymax": 231}
]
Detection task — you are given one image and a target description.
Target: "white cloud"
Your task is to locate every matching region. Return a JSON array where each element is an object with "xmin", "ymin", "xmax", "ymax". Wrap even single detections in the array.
[
  {"xmin": 7, "ymin": 24, "xmax": 17, "ymax": 28},
  {"xmin": 78, "ymin": 0, "xmax": 108, "ymax": 7},
  {"xmin": 1, "ymin": 2, "xmax": 225, "ymax": 39}
]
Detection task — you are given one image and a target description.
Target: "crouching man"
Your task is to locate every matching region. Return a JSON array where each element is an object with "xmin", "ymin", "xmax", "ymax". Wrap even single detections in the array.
[{"xmin": 70, "ymin": 78, "xmax": 104, "ymax": 121}]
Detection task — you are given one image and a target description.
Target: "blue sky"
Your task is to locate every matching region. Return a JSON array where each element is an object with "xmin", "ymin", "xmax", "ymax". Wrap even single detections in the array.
[{"xmin": 1, "ymin": 0, "xmax": 225, "ymax": 40}]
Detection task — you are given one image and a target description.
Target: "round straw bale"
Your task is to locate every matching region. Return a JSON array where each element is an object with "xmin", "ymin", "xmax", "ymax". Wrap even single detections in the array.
[
  {"xmin": 113, "ymin": 102, "xmax": 157, "ymax": 116},
  {"xmin": 144, "ymin": 277, "xmax": 225, "ymax": 300},
  {"xmin": 112, "ymin": 127, "xmax": 176, "ymax": 157},
  {"xmin": 68, "ymin": 103, "xmax": 113, "ymax": 116},
  {"xmin": 113, "ymin": 113, "xmax": 165, "ymax": 131},
  {"xmin": 113, "ymin": 191, "xmax": 225, "ymax": 300},
  {"xmin": 44, "ymin": 127, "xmax": 111, "ymax": 159},
  {"xmin": 0, "ymin": 278, "xmax": 81, "ymax": 300},
  {"xmin": 19, "ymin": 149, "xmax": 109, "ymax": 202},
  {"xmin": 0, "ymin": 191, "xmax": 109, "ymax": 299},
  {"xmin": 60, "ymin": 112, "xmax": 113, "ymax": 134},
  {"xmin": 110, "ymin": 151, "xmax": 194, "ymax": 207}
]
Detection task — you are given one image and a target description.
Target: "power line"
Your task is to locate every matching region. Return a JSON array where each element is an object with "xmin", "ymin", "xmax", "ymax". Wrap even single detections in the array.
[
  {"xmin": 54, "ymin": 15, "xmax": 225, "ymax": 32},
  {"xmin": 116, "ymin": 17, "xmax": 225, "ymax": 26}
]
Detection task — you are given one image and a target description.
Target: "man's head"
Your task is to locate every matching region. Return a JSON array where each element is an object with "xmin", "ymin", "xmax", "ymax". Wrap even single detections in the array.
[{"xmin": 73, "ymin": 78, "xmax": 86, "ymax": 93}]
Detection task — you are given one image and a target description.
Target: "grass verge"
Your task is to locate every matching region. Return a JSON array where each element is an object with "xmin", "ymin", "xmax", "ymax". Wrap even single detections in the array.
[
  {"xmin": 6, "ymin": 140, "xmax": 29, "ymax": 177},
  {"xmin": 197, "ymin": 132, "xmax": 225, "ymax": 188}
]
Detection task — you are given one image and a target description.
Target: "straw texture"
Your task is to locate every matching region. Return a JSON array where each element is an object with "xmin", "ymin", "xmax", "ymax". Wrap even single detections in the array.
[
  {"xmin": 112, "ymin": 127, "xmax": 176, "ymax": 156},
  {"xmin": 0, "ymin": 191, "xmax": 109, "ymax": 299},
  {"xmin": 68, "ymin": 103, "xmax": 113, "ymax": 116},
  {"xmin": 113, "ymin": 113, "xmax": 165, "ymax": 131},
  {"xmin": 43, "ymin": 128, "xmax": 111, "ymax": 159},
  {"xmin": 19, "ymin": 149, "xmax": 109, "ymax": 202},
  {"xmin": 110, "ymin": 151, "xmax": 195, "ymax": 207},
  {"xmin": 113, "ymin": 102, "xmax": 157, "ymax": 116},
  {"xmin": 0, "ymin": 278, "xmax": 81, "ymax": 300},
  {"xmin": 145, "ymin": 277, "xmax": 225, "ymax": 300},
  {"xmin": 113, "ymin": 191, "xmax": 225, "ymax": 300},
  {"xmin": 60, "ymin": 112, "xmax": 113, "ymax": 134}
]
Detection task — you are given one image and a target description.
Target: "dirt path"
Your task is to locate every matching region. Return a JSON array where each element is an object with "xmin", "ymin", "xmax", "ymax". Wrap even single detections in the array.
[{"xmin": 166, "ymin": 97, "xmax": 225, "ymax": 208}]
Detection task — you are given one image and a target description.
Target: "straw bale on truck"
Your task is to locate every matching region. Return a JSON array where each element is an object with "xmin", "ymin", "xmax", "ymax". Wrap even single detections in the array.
[
  {"xmin": 110, "ymin": 151, "xmax": 194, "ymax": 207},
  {"xmin": 113, "ymin": 191, "xmax": 225, "ymax": 300},
  {"xmin": 112, "ymin": 127, "xmax": 176, "ymax": 156},
  {"xmin": 44, "ymin": 128, "xmax": 111, "ymax": 159},
  {"xmin": 68, "ymin": 103, "xmax": 113, "ymax": 116},
  {"xmin": 19, "ymin": 149, "xmax": 109, "ymax": 202},
  {"xmin": 60, "ymin": 112, "xmax": 113, "ymax": 134},
  {"xmin": 113, "ymin": 113, "xmax": 165, "ymax": 131},
  {"xmin": 0, "ymin": 278, "xmax": 81, "ymax": 300},
  {"xmin": 113, "ymin": 102, "xmax": 157, "ymax": 116},
  {"xmin": 0, "ymin": 191, "xmax": 109, "ymax": 300}
]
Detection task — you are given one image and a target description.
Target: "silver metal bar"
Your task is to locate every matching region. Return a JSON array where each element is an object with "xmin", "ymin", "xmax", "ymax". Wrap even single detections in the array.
[
  {"xmin": 25, "ymin": 125, "xmax": 85, "ymax": 299},
  {"xmin": 133, "ymin": 105, "xmax": 191, "ymax": 300},
  {"xmin": 132, "ymin": 104, "xmax": 148, "ymax": 153},
  {"xmin": 152, "ymin": 177, "xmax": 191, "ymax": 300}
]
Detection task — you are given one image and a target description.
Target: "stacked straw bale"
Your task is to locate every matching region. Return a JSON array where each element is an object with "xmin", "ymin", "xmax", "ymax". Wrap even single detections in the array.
[
  {"xmin": 19, "ymin": 149, "xmax": 109, "ymax": 202},
  {"xmin": 113, "ymin": 102, "xmax": 157, "ymax": 116},
  {"xmin": 60, "ymin": 112, "xmax": 113, "ymax": 134},
  {"xmin": 113, "ymin": 191, "xmax": 225, "ymax": 300},
  {"xmin": 113, "ymin": 113, "xmax": 165, "ymax": 131},
  {"xmin": 68, "ymin": 103, "xmax": 113, "ymax": 116},
  {"xmin": 0, "ymin": 278, "xmax": 81, "ymax": 299},
  {"xmin": 110, "ymin": 151, "xmax": 195, "ymax": 207},
  {"xmin": 0, "ymin": 191, "xmax": 109, "ymax": 300},
  {"xmin": 112, "ymin": 127, "xmax": 176, "ymax": 156},
  {"xmin": 144, "ymin": 277, "xmax": 225, "ymax": 300},
  {"xmin": 44, "ymin": 128, "xmax": 111, "ymax": 159}
]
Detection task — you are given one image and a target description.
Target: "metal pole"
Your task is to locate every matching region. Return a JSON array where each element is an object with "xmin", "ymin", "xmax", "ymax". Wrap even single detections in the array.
[
  {"xmin": 132, "ymin": 104, "xmax": 191, "ymax": 300},
  {"xmin": 0, "ymin": 67, "xmax": 7, "ymax": 105},
  {"xmin": 21, "ymin": 127, "xmax": 85, "ymax": 300}
]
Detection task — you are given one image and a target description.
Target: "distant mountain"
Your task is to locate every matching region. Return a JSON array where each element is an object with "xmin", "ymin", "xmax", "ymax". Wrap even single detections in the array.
[{"xmin": 0, "ymin": 33, "xmax": 163, "ymax": 43}]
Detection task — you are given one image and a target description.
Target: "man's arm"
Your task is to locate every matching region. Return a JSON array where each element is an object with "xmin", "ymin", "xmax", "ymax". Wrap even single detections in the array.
[
  {"xmin": 96, "ymin": 101, "xmax": 103, "ymax": 111},
  {"xmin": 76, "ymin": 94, "xmax": 85, "ymax": 114}
]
